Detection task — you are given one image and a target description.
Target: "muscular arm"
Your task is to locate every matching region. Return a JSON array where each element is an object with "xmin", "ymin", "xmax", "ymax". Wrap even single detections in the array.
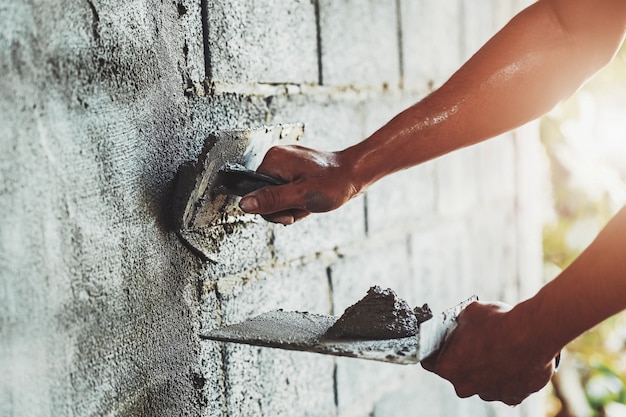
[
  {"xmin": 423, "ymin": 207, "xmax": 626, "ymax": 405},
  {"xmin": 241, "ymin": 0, "xmax": 626, "ymax": 224},
  {"xmin": 520, "ymin": 206, "xmax": 626, "ymax": 359},
  {"xmin": 239, "ymin": 0, "xmax": 626, "ymax": 404},
  {"xmin": 346, "ymin": 0, "xmax": 626, "ymax": 190}
]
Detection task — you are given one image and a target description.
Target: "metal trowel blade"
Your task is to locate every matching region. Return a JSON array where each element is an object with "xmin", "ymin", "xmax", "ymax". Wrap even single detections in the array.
[{"xmin": 200, "ymin": 295, "xmax": 477, "ymax": 364}]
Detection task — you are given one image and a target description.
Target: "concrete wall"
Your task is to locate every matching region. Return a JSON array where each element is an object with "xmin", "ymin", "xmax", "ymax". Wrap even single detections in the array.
[{"xmin": 0, "ymin": 0, "xmax": 546, "ymax": 416}]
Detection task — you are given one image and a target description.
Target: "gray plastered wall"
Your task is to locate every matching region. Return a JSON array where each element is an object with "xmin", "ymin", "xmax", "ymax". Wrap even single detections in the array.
[{"xmin": 1, "ymin": 0, "xmax": 545, "ymax": 416}]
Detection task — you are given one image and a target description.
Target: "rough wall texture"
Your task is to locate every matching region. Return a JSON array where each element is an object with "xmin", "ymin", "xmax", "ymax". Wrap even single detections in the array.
[{"xmin": 0, "ymin": 0, "xmax": 546, "ymax": 416}]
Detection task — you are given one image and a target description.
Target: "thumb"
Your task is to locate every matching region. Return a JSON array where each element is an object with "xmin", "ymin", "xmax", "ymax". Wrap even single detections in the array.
[{"xmin": 239, "ymin": 184, "xmax": 301, "ymax": 215}]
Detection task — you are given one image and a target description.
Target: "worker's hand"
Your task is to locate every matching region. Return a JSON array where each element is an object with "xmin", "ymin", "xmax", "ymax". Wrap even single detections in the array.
[
  {"xmin": 239, "ymin": 145, "xmax": 361, "ymax": 224},
  {"xmin": 421, "ymin": 301, "xmax": 558, "ymax": 406}
]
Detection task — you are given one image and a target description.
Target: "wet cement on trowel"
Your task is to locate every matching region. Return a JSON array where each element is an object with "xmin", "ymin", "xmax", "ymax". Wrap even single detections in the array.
[
  {"xmin": 203, "ymin": 286, "xmax": 433, "ymax": 364},
  {"xmin": 203, "ymin": 309, "xmax": 421, "ymax": 363},
  {"xmin": 328, "ymin": 285, "xmax": 432, "ymax": 339}
]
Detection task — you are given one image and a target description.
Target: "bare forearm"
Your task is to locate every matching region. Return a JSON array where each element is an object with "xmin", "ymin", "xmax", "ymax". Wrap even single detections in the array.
[
  {"xmin": 241, "ymin": 0, "xmax": 625, "ymax": 225},
  {"xmin": 343, "ymin": 0, "xmax": 625, "ymax": 190},
  {"xmin": 517, "ymin": 207, "xmax": 626, "ymax": 361}
]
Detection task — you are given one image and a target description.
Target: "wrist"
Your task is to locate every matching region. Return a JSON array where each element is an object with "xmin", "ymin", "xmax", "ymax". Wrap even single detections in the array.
[
  {"xmin": 336, "ymin": 145, "xmax": 375, "ymax": 195},
  {"xmin": 509, "ymin": 295, "xmax": 563, "ymax": 364},
  {"xmin": 338, "ymin": 131, "xmax": 393, "ymax": 195}
]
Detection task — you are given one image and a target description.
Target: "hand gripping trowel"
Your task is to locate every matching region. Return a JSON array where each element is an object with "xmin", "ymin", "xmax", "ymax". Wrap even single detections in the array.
[
  {"xmin": 200, "ymin": 296, "xmax": 477, "ymax": 365},
  {"xmin": 171, "ymin": 124, "xmax": 301, "ymax": 260},
  {"xmin": 177, "ymin": 125, "xmax": 477, "ymax": 364}
]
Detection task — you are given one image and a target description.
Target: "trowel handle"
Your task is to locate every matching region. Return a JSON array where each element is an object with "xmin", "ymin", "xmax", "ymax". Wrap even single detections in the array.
[{"xmin": 213, "ymin": 163, "xmax": 286, "ymax": 197}]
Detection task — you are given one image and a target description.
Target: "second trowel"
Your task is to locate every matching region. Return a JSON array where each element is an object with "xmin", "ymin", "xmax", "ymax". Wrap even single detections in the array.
[{"xmin": 200, "ymin": 295, "xmax": 477, "ymax": 365}]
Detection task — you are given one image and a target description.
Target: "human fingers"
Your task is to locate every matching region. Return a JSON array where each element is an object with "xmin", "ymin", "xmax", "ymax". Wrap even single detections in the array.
[
  {"xmin": 241, "ymin": 180, "xmax": 344, "ymax": 216},
  {"xmin": 239, "ymin": 183, "xmax": 304, "ymax": 215},
  {"xmin": 261, "ymin": 209, "xmax": 311, "ymax": 225},
  {"xmin": 476, "ymin": 357, "xmax": 554, "ymax": 405},
  {"xmin": 420, "ymin": 351, "xmax": 439, "ymax": 373}
]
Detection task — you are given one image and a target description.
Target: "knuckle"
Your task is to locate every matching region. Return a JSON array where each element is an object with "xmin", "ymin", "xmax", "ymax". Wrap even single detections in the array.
[
  {"xmin": 255, "ymin": 187, "xmax": 282, "ymax": 212},
  {"xmin": 265, "ymin": 147, "xmax": 280, "ymax": 160},
  {"xmin": 260, "ymin": 147, "xmax": 286, "ymax": 168},
  {"xmin": 455, "ymin": 386, "xmax": 474, "ymax": 399}
]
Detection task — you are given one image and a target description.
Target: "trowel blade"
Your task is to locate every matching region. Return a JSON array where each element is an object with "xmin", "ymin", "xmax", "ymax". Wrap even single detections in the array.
[
  {"xmin": 172, "ymin": 124, "xmax": 303, "ymax": 261},
  {"xmin": 200, "ymin": 295, "xmax": 477, "ymax": 364}
]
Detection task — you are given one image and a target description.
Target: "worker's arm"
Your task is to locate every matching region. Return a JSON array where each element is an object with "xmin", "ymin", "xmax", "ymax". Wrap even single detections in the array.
[
  {"xmin": 422, "ymin": 206, "xmax": 626, "ymax": 405},
  {"xmin": 240, "ymin": 0, "xmax": 626, "ymax": 224}
]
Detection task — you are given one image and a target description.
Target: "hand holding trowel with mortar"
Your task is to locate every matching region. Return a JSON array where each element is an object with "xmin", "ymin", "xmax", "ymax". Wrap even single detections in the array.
[
  {"xmin": 198, "ymin": 0, "xmax": 626, "ymax": 407},
  {"xmin": 198, "ymin": 143, "xmax": 559, "ymax": 407}
]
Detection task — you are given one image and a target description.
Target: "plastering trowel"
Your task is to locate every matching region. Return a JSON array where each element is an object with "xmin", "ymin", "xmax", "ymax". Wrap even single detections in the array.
[
  {"xmin": 212, "ymin": 162, "xmax": 286, "ymax": 196},
  {"xmin": 172, "ymin": 124, "xmax": 302, "ymax": 260},
  {"xmin": 200, "ymin": 295, "xmax": 477, "ymax": 365}
]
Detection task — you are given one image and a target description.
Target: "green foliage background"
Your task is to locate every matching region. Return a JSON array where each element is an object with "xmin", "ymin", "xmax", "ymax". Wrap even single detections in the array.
[{"xmin": 541, "ymin": 43, "xmax": 626, "ymax": 417}]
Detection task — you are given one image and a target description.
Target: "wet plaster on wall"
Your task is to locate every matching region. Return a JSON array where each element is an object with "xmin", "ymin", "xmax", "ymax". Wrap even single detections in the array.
[
  {"xmin": 205, "ymin": 0, "xmax": 318, "ymax": 84},
  {"xmin": 0, "ymin": 1, "xmax": 222, "ymax": 416}
]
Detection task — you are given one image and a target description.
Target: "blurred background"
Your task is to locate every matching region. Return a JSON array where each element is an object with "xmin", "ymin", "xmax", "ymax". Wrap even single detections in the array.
[{"xmin": 541, "ymin": 44, "xmax": 626, "ymax": 417}]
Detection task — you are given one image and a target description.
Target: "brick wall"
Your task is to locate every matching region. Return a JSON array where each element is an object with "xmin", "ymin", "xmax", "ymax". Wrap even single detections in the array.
[{"xmin": 0, "ymin": 0, "xmax": 546, "ymax": 416}]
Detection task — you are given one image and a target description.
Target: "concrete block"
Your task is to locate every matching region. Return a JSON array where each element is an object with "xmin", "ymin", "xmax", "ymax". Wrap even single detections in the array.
[
  {"xmin": 461, "ymin": 0, "xmax": 497, "ymax": 60},
  {"xmin": 273, "ymin": 196, "xmax": 366, "ymax": 263},
  {"xmin": 366, "ymin": 162, "xmax": 436, "ymax": 236},
  {"xmin": 196, "ymin": 289, "xmax": 226, "ymax": 417},
  {"xmin": 400, "ymin": 0, "xmax": 463, "ymax": 91},
  {"xmin": 200, "ymin": 221, "xmax": 273, "ymax": 279},
  {"xmin": 474, "ymin": 132, "xmax": 517, "ymax": 204},
  {"xmin": 335, "ymin": 356, "xmax": 410, "ymax": 416},
  {"xmin": 372, "ymin": 371, "xmax": 471, "ymax": 417},
  {"xmin": 466, "ymin": 204, "xmax": 518, "ymax": 303},
  {"xmin": 329, "ymin": 239, "xmax": 414, "ymax": 312},
  {"xmin": 408, "ymin": 220, "xmax": 474, "ymax": 314},
  {"xmin": 217, "ymin": 262, "xmax": 336, "ymax": 417},
  {"xmin": 179, "ymin": 0, "xmax": 206, "ymax": 84},
  {"xmin": 206, "ymin": 0, "xmax": 318, "ymax": 84},
  {"xmin": 372, "ymin": 371, "xmax": 541, "ymax": 417},
  {"xmin": 266, "ymin": 89, "xmax": 366, "ymax": 151},
  {"xmin": 319, "ymin": 0, "xmax": 400, "ymax": 87},
  {"xmin": 222, "ymin": 343, "xmax": 336, "ymax": 417},
  {"xmin": 218, "ymin": 260, "xmax": 331, "ymax": 324},
  {"xmin": 435, "ymin": 147, "xmax": 479, "ymax": 218},
  {"xmin": 189, "ymin": 94, "xmax": 270, "ymax": 136}
]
